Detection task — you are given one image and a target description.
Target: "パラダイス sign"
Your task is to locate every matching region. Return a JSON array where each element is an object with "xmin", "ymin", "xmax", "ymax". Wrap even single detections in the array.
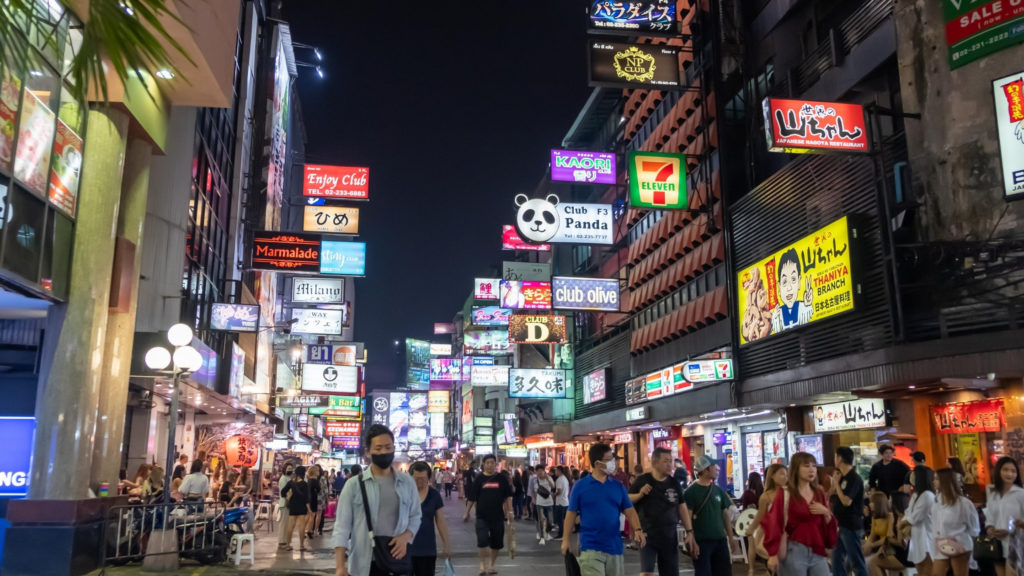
[
  {"xmin": 588, "ymin": 0, "xmax": 676, "ymax": 35},
  {"xmin": 303, "ymin": 165, "xmax": 369, "ymax": 199},
  {"xmin": 763, "ymin": 98, "xmax": 868, "ymax": 153}
]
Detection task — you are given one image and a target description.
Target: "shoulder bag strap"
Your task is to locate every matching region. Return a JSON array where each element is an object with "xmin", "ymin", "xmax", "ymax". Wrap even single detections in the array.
[
  {"xmin": 358, "ymin": 475, "xmax": 375, "ymax": 538},
  {"xmin": 693, "ymin": 483, "xmax": 716, "ymax": 519}
]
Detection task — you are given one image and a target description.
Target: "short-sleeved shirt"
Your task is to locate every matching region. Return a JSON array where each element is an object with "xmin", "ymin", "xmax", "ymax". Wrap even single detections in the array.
[
  {"xmin": 630, "ymin": 473, "xmax": 684, "ymax": 532},
  {"xmin": 282, "ymin": 480, "xmax": 310, "ymax": 516},
  {"xmin": 682, "ymin": 482, "xmax": 731, "ymax": 541},
  {"xmin": 470, "ymin": 473, "xmax": 513, "ymax": 522},
  {"xmin": 555, "ymin": 475, "xmax": 570, "ymax": 507},
  {"xmin": 568, "ymin": 474, "xmax": 634, "ymax": 555},
  {"xmin": 534, "ymin": 476, "xmax": 555, "ymax": 507},
  {"xmin": 830, "ymin": 469, "xmax": 865, "ymax": 531},
  {"xmin": 410, "ymin": 488, "xmax": 445, "ymax": 557}
]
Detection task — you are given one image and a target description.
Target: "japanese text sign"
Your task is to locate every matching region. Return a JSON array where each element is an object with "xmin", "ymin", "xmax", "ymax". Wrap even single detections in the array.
[
  {"xmin": 589, "ymin": 0, "xmax": 676, "ymax": 34},
  {"xmin": 509, "ymin": 368, "xmax": 568, "ymax": 399},
  {"xmin": 627, "ymin": 151, "xmax": 687, "ymax": 209},
  {"xmin": 430, "ymin": 343, "xmax": 452, "ymax": 356},
  {"xmin": 552, "ymin": 276, "xmax": 620, "ymax": 311},
  {"xmin": 463, "ymin": 330, "xmax": 513, "ymax": 356},
  {"xmin": 931, "ymin": 399, "xmax": 1005, "ymax": 434},
  {"xmin": 763, "ymin": 98, "xmax": 869, "ymax": 153},
  {"xmin": 550, "ymin": 149, "xmax": 616, "ymax": 185},
  {"xmin": 813, "ymin": 398, "xmax": 887, "ymax": 432},
  {"xmin": 210, "ymin": 303, "xmax": 259, "ymax": 332},
  {"xmin": 994, "ymin": 71, "xmax": 1024, "ymax": 200},
  {"xmin": 737, "ymin": 216, "xmax": 857, "ymax": 345},
  {"xmin": 508, "ymin": 314, "xmax": 567, "ymax": 344},
  {"xmin": 500, "ymin": 280, "xmax": 552, "ymax": 310},
  {"xmin": 291, "ymin": 308, "xmax": 343, "ymax": 335},
  {"xmin": 303, "ymin": 205, "xmax": 360, "ymax": 234},
  {"xmin": 583, "ymin": 368, "xmax": 607, "ymax": 404},
  {"xmin": 475, "ymin": 278, "xmax": 500, "ymax": 300},
  {"xmin": 303, "ymin": 165, "xmax": 369, "ymax": 199},
  {"xmin": 428, "ymin": 390, "xmax": 450, "ymax": 413}
]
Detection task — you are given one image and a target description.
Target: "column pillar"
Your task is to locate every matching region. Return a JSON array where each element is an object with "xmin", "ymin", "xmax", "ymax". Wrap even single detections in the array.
[
  {"xmin": 90, "ymin": 137, "xmax": 153, "ymax": 491},
  {"xmin": 30, "ymin": 107, "xmax": 129, "ymax": 499}
]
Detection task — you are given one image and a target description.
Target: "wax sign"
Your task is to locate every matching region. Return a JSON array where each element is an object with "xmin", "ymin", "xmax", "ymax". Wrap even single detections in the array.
[
  {"xmin": 500, "ymin": 280, "xmax": 552, "ymax": 310},
  {"xmin": 812, "ymin": 399, "xmax": 887, "ymax": 432},
  {"xmin": 514, "ymin": 195, "xmax": 614, "ymax": 245},
  {"xmin": 252, "ymin": 232, "xmax": 321, "ymax": 272},
  {"xmin": 303, "ymin": 206, "xmax": 359, "ymax": 234},
  {"xmin": 763, "ymin": 98, "xmax": 869, "ymax": 153},
  {"xmin": 627, "ymin": 151, "xmax": 687, "ymax": 209},
  {"xmin": 49, "ymin": 120, "xmax": 83, "ymax": 218},
  {"xmin": 292, "ymin": 308, "xmax": 343, "ymax": 335},
  {"xmin": 509, "ymin": 368, "xmax": 567, "ymax": 398},
  {"xmin": 552, "ymin": 277, "xmax": 620, "ymax": 311},
  {"xmin": 550, "ymin": 149, "xmax": 616, "ymax": 185},
  {"xmin": 324, "ymin": 420, "xmax": 361, "ymax": 438},
  {"xmin": 589, "ymin": 0, "xmax": 677, "ymax": 34},
  {"xmin": 475, "ymin": 278, "xmax": 500, "ymax": 300},
  {"xmin": 508, "ymin": 314, "xmax": 567, "ymax": 344},
  {"xmin": 931, "ymin": 399, "xmax": 1005, "ymax": 434},
  {"xmin": 944, "ymin": 0, "xmax": 1024, "ymax": 69},
  {"xmin": 737, "ymin": 216, "xmax": 857, "ymax": 345},
  {"xmin": 303, "ymin": 165, "xmax": 369, "ymax": 199},
  {"xmin": 994, "ymin": 71, "xmax": 1024, "ymax": 200},
  {"xmin": 502, "ymin": 225, "xmax": 551, "ymax": 251}
]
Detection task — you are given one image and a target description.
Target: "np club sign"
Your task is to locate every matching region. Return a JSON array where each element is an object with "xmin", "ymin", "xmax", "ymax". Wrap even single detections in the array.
[{"xmin": 303, "ymin": 164, "xmax": 369, "ymax": 199}]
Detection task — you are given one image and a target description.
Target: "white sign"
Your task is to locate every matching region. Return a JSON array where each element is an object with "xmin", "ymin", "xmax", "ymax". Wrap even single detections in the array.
[
  {"xmin": 471, "ymin": 364, "xmax": 510, "ymax": 387},
  {"xmin": 301, "ymin": 363, "xmax": 359, "ymax": 394},
  {"xmin": 612, "ymin": 432, "xmax": 633, "ymax": 444},
  {"xmin": 994, "ymin": 71, "xmax": 1024, "ymax": 200},
  {"xmin": 292, "ymin": 308, "xmax": 343, "ymax": 335},
  {"xmin": 430, "ymin": 343, "xmax": 452, "ymax": 356},
  {"xmin": 813, "ymin": 398, "xmax": 887, "ymax": 432},
  {"xmin": 264, "ymin": 439, "xmax": 288, "ymax": 450},
  {"xmin": 502, "ymin": 261, "xmax": 552, "ymax": 282},
  {"xmin": 683, "ymin": 359, "xmax": 735, "ymax": 383},
  {"xmin": 625, "ymin": 406, "xmax": 649, "ymax": 422},
  {"xmin": 508, "ymin": 368, "xmax": 567, "ymax": 398},
  {"xmin": 514, "ymin": 194, "xmax": 614, "ymax": 245},
  {"xmin": 474, "ymin": 278, "xmax": 500, "ymax": 300},
  {"xmin": 292, "ymin": 278, "xmax": 344, "ymax": 303}
]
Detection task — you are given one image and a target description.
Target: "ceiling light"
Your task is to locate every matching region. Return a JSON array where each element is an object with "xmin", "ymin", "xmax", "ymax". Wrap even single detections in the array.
[
  {"xmin": 155, "ymin": 68, "xmax": 175, "ymax": 80},
  {"xmin": 683, "ymin": 409, "xmax": 772, "ymax": 426},
  {"xmin": 29, "ymin": 70, "xmax": 43, "ymax": 77},
  {"xmin": 314, "ymin": 48, "xmax": 322, "ymax": 61},
  {"xmin": 908, "ymin": 385, "xmax": 916, "ymax": 390}
]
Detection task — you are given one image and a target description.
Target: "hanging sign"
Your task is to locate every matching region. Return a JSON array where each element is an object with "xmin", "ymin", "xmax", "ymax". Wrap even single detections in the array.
[
  {"xmin": 588, "ymin": 41, "xmax": 682, "ymax": 89},
  {"xmin": 588, "ymin": 0, "xmax": 677, "ymax": 35},
  {"xmin": 309, "ymin": 395, "xmax": 362, "ymax": 419},
  {"xmin": 324, "ymin": 420, "xmax": 361, "ymax": 438},
  {"xmin": 508, "ymin": 314, "xmax": 567, "ymax": 344},
  {"xmin": 514, "ymin": 194, "xmax": 614, "ymax": 245},
  {"xmin": 252, "ymin": 232, "xmax": 321, "ymax": 272},
  {"xmin": 550, "ymin": 149, "xmax": 616, "ymax": 185},
  {"xmin": 502, "ymin": 261, "xmax": 552, "ymax": 282},
  {"xmin": 508, "ymin": 368, "xmax": 568, "ymax": 398},
  {"xmin": 292, "ymin": 278, "xmax": 344, "ymax": 303},
  {"xmin": 763, "ymin": 98, "xmax": 869, "ymax": 153},
  {"xmin": 683, "ymin": 359, "xmax": 734, "ymax": 383},
  {"xmin": 813, "ymin": 398, "xmax": 887, "ymax": 432},
  {"xmin": 994, "ymin": 71, "xmax": 1024, "ymax": 200},
  {"xmin": 931, "ymin": 399, "xmax": 1005, "ymax": 434},
  {"xmin": 627, "ymin": 151, "xmax": 687, "ymax": 209},
  {"xmin": 303, "ymin": 164, "xmax": 369, "ymax": 199},
  {"xmin": 502, "ymin": 225, "xmax": 552, "ymax": 251},
  {"xmin": 301, "ymin": 364, "xmax": 359, "ymax": 394},
  {"xmin": 475, "ymin": 278, "xmax": 501, "ymax": 300},
  {"xmin": 552, "ymin": 277, "xmax": 620, "ymax": 311},
  {"xmin": 303, "ymin": 206, "xmax": 360, "ymax": 234}
]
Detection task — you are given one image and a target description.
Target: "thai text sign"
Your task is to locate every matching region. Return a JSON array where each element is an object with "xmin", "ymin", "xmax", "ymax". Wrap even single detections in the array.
[
  {"xmin": 763, "ymin": 98, "xmax": 868, "ymax": 153},
  {"xmin": 552, "ymin": 277, "xmax": 620, "ymax": 311},
  {"xmin": 509, "ymin": 314, "xmax": 567, "ymax": 344},
  {"xmin": 307, "ymin": 344, "xmax": 333, "ymax": 364},
  {"xmin": 292, "ymin": 278, "xmax": 343, "ymax": 303},
  {"xmin": 944, "ymin": 0, "xmax": 1024, "ymax": 69},
  {"xmin": 994, "ymin": 71, "xmax": 1024, "ymax": 200},
  {"xmin": 252, "ymin": 232, "xmax": 320, "ymax": 272},
  {"xmin": 550, "ymin": 149, "xmax": 616, "ymax": 185},
  {"xmin": 509, "ymin": 368, "xmax": 567, "ymax": 398},
  {"xmin": 627, "ymin": 150, "xmax": 687, "ymax": 209},
  {"xmin": 500, "ymin": 280, "xmax": 552, "ymax": 310},
  {"xmin": 589, "ymin": 0, "xmax": 676, "ymax": 34},
  {"xmin": 589, "ymin": 41, "xmax": 681, "ymax": 89},
  {"xmin": 813, "ymin": 399, "xmax": 887, "ymax": 432},
  {"xmin": 931, "ymin": 399, "xmax": 1005, "ymax": 434},
  {"xmin": 303, "ymin": 165, "xmax": 369, "ymax": 199},
  {"xmin": 320, "ymin": 241, "xmax": 366, "ymax": 276},
  {"xmin": 303, "ymin": 206, "xmax": 359, "ymax": 234},
  {"xmin": 502, "ymin": 225, "xmax": 551, "ymax": 251},
  {"xmin": 737, "ymin": 216, "xmax": 856, "ymax": 345}
]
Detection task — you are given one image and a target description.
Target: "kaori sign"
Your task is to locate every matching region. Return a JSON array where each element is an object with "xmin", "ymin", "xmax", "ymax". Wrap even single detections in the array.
[{"xmin": 550, "ymin": 149, "xmax": 616, "ymax": 185}]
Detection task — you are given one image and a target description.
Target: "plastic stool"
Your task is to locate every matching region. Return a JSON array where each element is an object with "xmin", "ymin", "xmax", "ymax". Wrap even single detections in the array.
[
  {"xmin": 231, "ymin": 533, "xmax": 255, "ymax": 566},
  {"xmin": 255, "ymin": 500, "xmax": 275, "ymax": 532}
]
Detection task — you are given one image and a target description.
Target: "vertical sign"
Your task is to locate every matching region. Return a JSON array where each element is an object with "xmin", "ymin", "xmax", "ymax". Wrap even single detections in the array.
[{"xmin": 994, "ymin": 70, "xmax": 1024, "ymax": 200}]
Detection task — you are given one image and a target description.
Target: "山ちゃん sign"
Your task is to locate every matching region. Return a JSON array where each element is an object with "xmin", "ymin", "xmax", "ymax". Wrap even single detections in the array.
[
  {"xmin": 251, "ymin": 232, "xmax": 321, "ymax": 272},
  {"xmin": 552, "ymin": 276, "xmax": 620, "ymax": 311},
  {"xmin": 508, "ymin": 314, "xmax": 567, "ymax": 344},
  {"xmin": 303, "ymin": 165, "xmax": 369, "ymax": 199},
  {"xmin": 550, "ymin": 149, "xmax": 616, "ymax": 185},
  {"xmin": 994, "ymin": 71, "xmax": 1024, "ymax": 200},
  {"xmin": 627, "ymin": 151, "xmax": 687, "ymax": 209},
  {"xmin": 763, "ymin": 98, "xmax": 869, "ymax": 153},
  {"xmin": 931, "ymin": 399, "xmax": 1005, "ymax": 434}
]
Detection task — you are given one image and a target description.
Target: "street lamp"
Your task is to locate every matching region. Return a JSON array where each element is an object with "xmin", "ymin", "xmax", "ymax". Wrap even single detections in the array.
[{"xmin": 146, "ymin": 323, "xmax": 203, "ymax": 502}]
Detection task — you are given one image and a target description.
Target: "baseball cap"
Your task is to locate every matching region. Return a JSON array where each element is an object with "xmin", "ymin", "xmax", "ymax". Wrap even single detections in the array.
[{"xmin": 694, "ymin": 454, "xmax": 717, "ymax": 473}]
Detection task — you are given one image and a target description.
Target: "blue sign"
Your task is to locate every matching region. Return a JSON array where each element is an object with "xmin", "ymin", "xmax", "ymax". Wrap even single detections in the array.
[
  {"xmin": 320, "ymin": 241, "xmax": 366, "ymax": 276},
  {"xmin": 0, "ymin": 417, "xmax": 35, "ymax": 497},
  {"xmin": 552, "ymin": 276, "xmax": 620, "ymax": 311},
  {"xmin": 307, "ymin": 197, "xmax": 325, "ymax": 206},
  {"xmin": 307, "ymin": 344, "xmax": 332, "ymax": 364},
  {"xmin": 209, "ymin": 303, "xmax": 260, "ymax": 332}
]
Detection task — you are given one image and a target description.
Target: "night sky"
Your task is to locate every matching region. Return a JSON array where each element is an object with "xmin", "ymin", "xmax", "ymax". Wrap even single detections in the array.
[{"xmin": 285, "ymin": 1, "xmax": 590, "ymax": 388}]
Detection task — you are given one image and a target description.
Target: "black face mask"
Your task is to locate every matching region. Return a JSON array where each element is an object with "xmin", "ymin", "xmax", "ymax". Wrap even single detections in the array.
[
  {"xmin": 284, "ymin": 470, "xmax": 293, "ymax": 476},
  {"xmin": 371, "ymin": 452, "xmax": 395, "ymax": 469}
]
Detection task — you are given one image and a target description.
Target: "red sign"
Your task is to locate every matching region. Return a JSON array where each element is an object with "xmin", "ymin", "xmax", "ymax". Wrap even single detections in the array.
[
  {"xmin": 251, "ymin": 232, "xmax": 321, "ymax": 272},
  {"xmin": 931, "ymin": 399, "xmax": 1005, "ymax": 434},
  {"xmin": 763, "ymin": 98, "xmax": 869, "ymax": 153},
  {"xmin": 303, "ymin": 164, "xmax": 369, "ymax": 199},
  {"xmin": 325, "ymin": 420, "xmax": 361, "ymax": 438},
  {"xmin": 502, "ymin": 225, "xmax": 551, "ymax": 252}
]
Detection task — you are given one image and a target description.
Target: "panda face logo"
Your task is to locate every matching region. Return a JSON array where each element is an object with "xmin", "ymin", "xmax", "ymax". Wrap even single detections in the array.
[{"xmin": 514, "ymin": 194, "xmax": 560, "ymax": 244}]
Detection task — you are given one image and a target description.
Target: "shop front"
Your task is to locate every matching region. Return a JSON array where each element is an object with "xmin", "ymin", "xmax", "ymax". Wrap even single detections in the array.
[
  {"xmin": 927, "ymin": 397, "xmax": 1005, "ymax": 501},
  {"xmin": 805, "ymin": 398, "xmax": 892, "ymax": 479}
]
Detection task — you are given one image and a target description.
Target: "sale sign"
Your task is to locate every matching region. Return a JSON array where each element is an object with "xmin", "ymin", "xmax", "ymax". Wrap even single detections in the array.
[
  {"xmin": 303, "ymin": 164, "xmax": 369, "ymax": 199},
  {"xmin": 944, "ymin": 0, "xmax": 1024, "ymax": 69},
  {"xmin": 763, "ymin": 98, "xmax": 869, "ymax": 153},
  {"xmin": 627, "ymin": 151, "xmax": 687, "ymax": 209}
]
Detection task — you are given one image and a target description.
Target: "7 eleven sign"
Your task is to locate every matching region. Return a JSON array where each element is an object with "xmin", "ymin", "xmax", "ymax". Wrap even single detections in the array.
[{"xmin": 627, "ymin": 150, "xmax": 688, "ymax": 209}]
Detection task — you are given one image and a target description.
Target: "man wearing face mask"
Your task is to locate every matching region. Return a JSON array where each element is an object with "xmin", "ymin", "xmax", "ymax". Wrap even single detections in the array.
[
  {"xmin": 334, "ymin": 425, "xmax": 422, "ymax": 576},
  {"xmin": 464, "ymin": 454, "xmax": 513, "ymax": 576},
  {"xmin": 278, "ymin": 462, "xmax": 296, "ymax": 549}
]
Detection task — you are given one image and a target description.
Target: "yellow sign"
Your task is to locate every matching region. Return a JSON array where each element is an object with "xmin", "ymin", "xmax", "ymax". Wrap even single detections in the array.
[
  {"xmin": 302, "ymin": 205, "xmax": 359, "ymax": 234},
  {"xmin": 737, "ymin": 216, "xmax": 856, "ymax": 345},
  {"xmin": 613, "ymin": 46, "xmax": 656, "ymax": 83},
  {"xmin": 428, "ymin": 390, "xmax": 450, "ymax": 413}
]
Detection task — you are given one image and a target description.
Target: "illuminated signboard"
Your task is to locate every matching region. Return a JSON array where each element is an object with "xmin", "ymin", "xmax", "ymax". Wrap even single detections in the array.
[
  {"xmin": 501, "ymin": 445, "xmax": 528, "ymax": 458},
  {"xmin": 612, "ymin": 432, "xmax": 633, "ymax": 444},
  {"xmin": 552, "ymin": 277, "xmax": 620, "ymax": 311},
  {"xmin": 307, "ymin": 344, "xmax": 333, "ymax": 364},
  {"xmin": 0, "ymin": 417, "xmax": 35, "ymax": 497},
  {"xmin": 406, "ymin": 339, "xmax": 431, "ymax": 388},
  {"xmin": 931, "ymin": 399, "xmax": 1005, "ymax": 434},
  {"xmin": 429, "ymin": 358, "xmax": 463, "ymax": 381},
  {"xmin": 309, "ymin": 395, "xmax": 362, "ymax": 419},
  {"xmin": 251, "ymin": 232, "xmax": 320, "ymax": 272},
  {"xmin": 475, "ymin": 278, "xmax": 500, "ymax": 300},
  {"xmin": 428, "ymin": 390, "xmax": 450, "ymax": 413},
  {"xmin": 324, "ymin": 420, "xmax": 361, "ymax": 438},
  {"xmin": 430, "ymin": 437, "xmax": 449, "ymax": 450},
  {"xmin": 583, "ymin": 368, "xmax": 608, "ymax": 404},
  {"xmin": 332, "ymin": 343, "xmax": 362, "ymax": 366},
  {"xmin": 737, "ymin": 216, "xmax": 857, "ymax": 345},
  {"xmin": 502, "ymin": 261, "xmax": 552, "ymax": 282},
  {"xmin": 303, "ymin": 205, "xmax": 360, "ymax": 234},
  {"xmin": 683, "ymin": 359, "xmax": 734, "ymax": 383},
  {"xmin": 301, "ymin": 364, "xmax": 359, "ymax": 394},
  {"xmin": 303, "ymin": 164, "xmax": 369, "ymax": 199},
  {"xmin": 387, "ymin": 392, "xmax": 430, "ymax": 457},
  {"xmin": 762, "ymin": 98, "xmax": 869, "ymax": 154},
  {"xmin": 472, "ymin": 306, "xmax": 511, "ymax": 327},
  {"xmin": 627, "ymin": 151, "xmax": 687, "ymax": 209},
  {"xmin": 513, "ymin": 195, "xmax": 614, "ymax": 245},
  {"xmin": 625, "ymin": 376, "xmax": 646, "ymax": 406},
  {"xmin": 332, "ymin": 437, "xmax": 361, "ymax": 451},
  {"xmin": 625, "ymin": 406, "xmax": 649, "ymax": 422},
  {"xmin": 499, "ymin": 280, "xmax": 552, "ymax": 310},
  {"xmin": 320, "ymin": 241, "xmax": 366, "ymax": 276},
  {"xmin": 471, "ymin": 364, "xmax": 510, "ymax": 387},
  {"xmin": 502, "ymin": 225, "xmax": 551, "ymax": 251},
  {"xmin": 509, "ymin": 314, "xmax": 567, "ymax": 344},
  {"xmin": 210, "ymin": 303, "xmax": 259, "ymax": 332},
  {"xmin": 464, "ymin": 330, "xmax": 513, "ymax": 356},
  {"xmin": 994, "ymin": 71, "xmax": 1024, "ymax": 200},
  {"xmin": 813, "ymin": 399, "xmax": 887, "ymax": 433},
  {"xmin": 589, "ymin": 41, "xmax": 681, "ymax": 89},
  {"xmin": 429, "ymin": 343, "xmax": 452, "ymax": 356},
  {"xmin": 292, "ymin": 278, "xmax": 343, "ymax": 303},
  {"xmin": 434, "ymin": 323, "xmax": 454, "ymax": 335},
  {"xmin": 278, "ymin": 395, "xmax": 328, "ymax": 408},
  {"xmin": 291, "ymin": 308, "xmax": 343, "ymax": 335},
  {"xmin": 589, "ymin": 0, "xmax": 677, "ymax": 35},
  {"xmin": 550, "ymin": 149, "xmax": 616, "ymax": 185},
  {"xmin": 944, "ymin": 2, "xmax": 1024, "ymax": 69},
  {"xmin": 643, "ymin": 362, "xmax": 692, "ymax": 400},
  {"xmin": 509, "ymin": 368, "xmax": 568, "ymax": 399}
]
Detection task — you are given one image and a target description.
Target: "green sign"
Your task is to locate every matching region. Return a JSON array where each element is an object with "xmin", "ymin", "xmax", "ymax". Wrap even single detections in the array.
[
  {"xmin": 627, "ymin": 150, "xmax": 687, "ymax": 209},
  {"xmin": 944, "ymin": 0, "xmax": 1024, "ymax": 69},
  {"xmin": 308, "ymin": 395, "xmax": 361, "ymax": 418}
]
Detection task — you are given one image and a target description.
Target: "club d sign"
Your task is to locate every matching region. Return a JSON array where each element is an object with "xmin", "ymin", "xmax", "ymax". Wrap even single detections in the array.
[
  {"xmin": 513, "ymin": 194, "xmax": 613, "ymax": 245},
  {"xmin": 509, "ymin": 314, "xmax": 567, "ymax": 344}
]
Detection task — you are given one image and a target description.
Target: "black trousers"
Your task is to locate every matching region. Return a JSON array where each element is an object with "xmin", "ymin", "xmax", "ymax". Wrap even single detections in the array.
[{"xmin": 412, "ymin": 555, "xmax": 437, "ymax": 576}]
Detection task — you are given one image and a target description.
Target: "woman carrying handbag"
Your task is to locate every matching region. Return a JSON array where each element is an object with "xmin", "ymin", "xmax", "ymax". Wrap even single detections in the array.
[
  {"xmin": 931, "ymin": 467, "xmax": 980, "ymax": 576},
  {"xmin": 983, "ymin": 457, "xmax": 1024, "ymax": 576},
  {"xmin": 762, "ymin": 453, "xmax": 837, "ymax": 576}
]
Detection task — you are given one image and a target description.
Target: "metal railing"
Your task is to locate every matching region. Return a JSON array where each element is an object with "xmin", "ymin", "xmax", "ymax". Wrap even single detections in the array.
[{"xmin": 101, "ymin": 500, "xmax": 232, "ymax": 570}]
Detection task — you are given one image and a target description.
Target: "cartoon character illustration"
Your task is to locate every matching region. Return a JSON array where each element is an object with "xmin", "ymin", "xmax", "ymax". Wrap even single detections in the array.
[
  {"xmin": 514, "ymin": 193, "xmax": 560, "ymax": 244},
  {"xmin": 771, "ymin": 248, "xmax": 814, "ymax": 332}
]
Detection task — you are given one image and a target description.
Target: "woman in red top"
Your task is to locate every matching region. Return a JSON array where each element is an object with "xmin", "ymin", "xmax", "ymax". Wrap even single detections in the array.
[{"xmin": 763, "ymin": 452, "xmax": 838, "ymax": 576}]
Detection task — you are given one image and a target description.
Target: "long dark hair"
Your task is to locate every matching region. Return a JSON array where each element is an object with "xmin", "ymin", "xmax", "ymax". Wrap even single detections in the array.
[
  {"xmin": 935, "ymin": 468, "xmax": 962, "ymax": 506},
  {"xmin": 911, "ymin": 465, "xmax": 934, "ymax": 496},
  {"xmin": 747, "ymin": 472, "xmax": 764, "ymax": 498},
  {"xmin": 993, "ymin": 457, "xmax": 1022, "ymax": 493}
]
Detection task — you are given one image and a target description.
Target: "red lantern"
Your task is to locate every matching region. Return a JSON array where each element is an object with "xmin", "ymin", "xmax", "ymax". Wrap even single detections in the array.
[{"xmin": 224, "ymin": 435, "xmax": 258, "ymax": 467}]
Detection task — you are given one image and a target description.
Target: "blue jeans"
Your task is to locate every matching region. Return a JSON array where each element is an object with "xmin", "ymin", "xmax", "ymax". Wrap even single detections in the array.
[
  {"xmin": 693, "ymin": 538, "xmax": 732, "ymax": 576},
  {"xmin": 782, "ymin": 541, "xmax": 830, "ymax": 576},
  {"xmin": 833, "ymin": 527, "xmax": 869, "ymax": 576}
]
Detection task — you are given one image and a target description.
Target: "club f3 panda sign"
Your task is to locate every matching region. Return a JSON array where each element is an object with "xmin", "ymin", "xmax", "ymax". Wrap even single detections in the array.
[{"xmin": 514, "ymin": 194, "xmax": 614, "ymax": 245}]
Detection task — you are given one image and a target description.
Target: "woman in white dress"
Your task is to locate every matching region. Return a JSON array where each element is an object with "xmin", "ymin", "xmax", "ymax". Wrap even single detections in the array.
[
  {"xmin": 984, "ymin": 457, "xmax": 1024, "ymax": 576},
  {"xmin": 901, "ymin": 466, "xmax": 935, "ymax": 576},
  {"xmin": 932, "ymin": 467, "xmax": 980, "ymax": 576}
]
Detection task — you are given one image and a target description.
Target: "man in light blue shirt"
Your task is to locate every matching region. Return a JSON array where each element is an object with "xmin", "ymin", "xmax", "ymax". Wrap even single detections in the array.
[{"xmin": 334, "ymin": 425, "xmax": 422, "ymax": 576}]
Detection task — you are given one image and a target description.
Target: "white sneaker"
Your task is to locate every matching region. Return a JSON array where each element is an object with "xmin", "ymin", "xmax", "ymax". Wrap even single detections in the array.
[
  {"xmin": 536, "ymin": 533, "xmax": 541, "ymax": 540},
  {"xmin": 539, "ymin": 538, "xmax": 546, "ymax": 546}
]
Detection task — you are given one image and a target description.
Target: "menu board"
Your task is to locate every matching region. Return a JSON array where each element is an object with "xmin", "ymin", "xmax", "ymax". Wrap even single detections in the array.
[
  {"xmin": 0, "ymin": 70, "xmax": 21, "ymax": 172},
  {"xmin": 13, "ymin": 91, "xmax": 55, "ymax": 196},
  {"xmin": 48, "ymin": 120, "xmax": 83, "ymax": 217}
]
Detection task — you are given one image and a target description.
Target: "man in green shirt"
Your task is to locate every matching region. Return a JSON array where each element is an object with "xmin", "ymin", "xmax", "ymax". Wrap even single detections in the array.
[{"xmin": 681, "ymin": 455, "xmax": 734, "ymax": 576}]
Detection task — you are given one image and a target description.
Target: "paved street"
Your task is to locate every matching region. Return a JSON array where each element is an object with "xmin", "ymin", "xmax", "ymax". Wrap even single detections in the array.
[{"xmin": 93, "ymin": 493, "xmax": 757, "ymax": 576}]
